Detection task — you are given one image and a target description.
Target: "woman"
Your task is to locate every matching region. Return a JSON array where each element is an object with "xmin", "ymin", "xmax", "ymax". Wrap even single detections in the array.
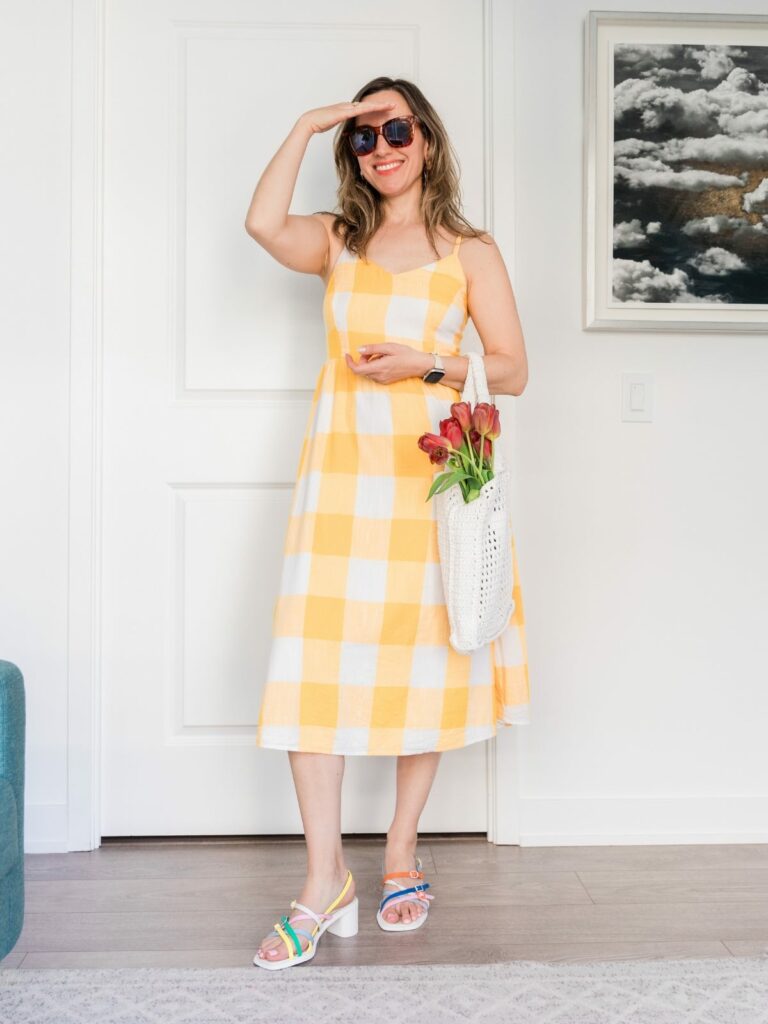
[{"xmin": 245, "ymin": 76, "xmax": 530, "ymax": 970}]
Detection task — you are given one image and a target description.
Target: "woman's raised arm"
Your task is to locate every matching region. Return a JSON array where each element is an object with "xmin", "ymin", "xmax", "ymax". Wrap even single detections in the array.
[{"xmin": 244, "ymin": 100, "xmax": 395, "ymax": 277}]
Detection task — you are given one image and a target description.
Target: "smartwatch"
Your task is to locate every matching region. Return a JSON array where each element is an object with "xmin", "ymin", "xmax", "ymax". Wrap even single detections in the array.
[{"xmin": 422, "ymin": 351, "xmax": 446, "ymax": 384}]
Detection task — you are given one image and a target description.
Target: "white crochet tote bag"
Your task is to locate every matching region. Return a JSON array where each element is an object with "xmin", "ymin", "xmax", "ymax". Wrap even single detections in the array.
[{"xmin": 433, "ymin": 351, "xmax": 515, "ymax": 653}]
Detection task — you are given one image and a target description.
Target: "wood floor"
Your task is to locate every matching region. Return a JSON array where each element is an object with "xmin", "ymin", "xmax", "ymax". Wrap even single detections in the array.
[{"xmin": 4, "ymin": 836, "xmax": 768, "ymax": 968}]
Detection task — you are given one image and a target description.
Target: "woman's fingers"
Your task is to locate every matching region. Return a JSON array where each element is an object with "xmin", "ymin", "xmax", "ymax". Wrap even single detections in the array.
[
  {"xmin": 344, "ymin": 352, "xmax": 390, "ymax": 379},
  {"xmin": 303, "ymin": 100, "xmax": 396, "ymax": 134}
]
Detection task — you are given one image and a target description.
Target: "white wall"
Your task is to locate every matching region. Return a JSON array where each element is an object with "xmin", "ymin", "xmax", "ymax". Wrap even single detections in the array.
[
  {"xmin": 2, "ymin": 0, "xmax": 766, "ymax": 851},
  {"xmin": 509, "ymin": 0, "xmax": 768, "ymax": 842},
  {"xmin": 0, "ymin": 1, "xmax": 73, "ymax": 850}
]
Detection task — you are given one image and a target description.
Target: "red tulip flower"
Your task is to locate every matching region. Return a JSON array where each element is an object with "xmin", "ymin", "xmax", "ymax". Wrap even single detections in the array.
[
  {"xmin": 438, "ymin": 416, "xmax": 464, "ymax": 450},
  {"xmin": 486, "ymin": 405, "xmax": 501, "ymax": 440},
  {"xmin": 471, "ymin": 402, "xmax": 495, "ymax": 436},
  {"xmin": 449, "ymin": 401, "xmax": 472, "ymax": 432},
  {"xmin": 417, "ymin": 432, "xmax": 452, "ymax": 465}
]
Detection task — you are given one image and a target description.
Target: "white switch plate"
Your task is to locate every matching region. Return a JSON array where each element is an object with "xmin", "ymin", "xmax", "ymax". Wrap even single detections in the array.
[{"xmin": 621, "ymin": 373, "xmax": 653, "ymax": 422}]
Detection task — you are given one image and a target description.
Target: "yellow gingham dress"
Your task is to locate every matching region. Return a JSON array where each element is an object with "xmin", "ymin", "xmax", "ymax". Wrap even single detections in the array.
[{"xmin": 255, "ymin": 232, "xmax": 530, "ymax": 755}]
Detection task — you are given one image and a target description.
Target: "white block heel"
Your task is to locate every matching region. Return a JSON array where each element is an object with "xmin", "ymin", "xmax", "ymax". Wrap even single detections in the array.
[{"xmin": 326, "ymin": 896, "xmax": 358, "ymax": 937}]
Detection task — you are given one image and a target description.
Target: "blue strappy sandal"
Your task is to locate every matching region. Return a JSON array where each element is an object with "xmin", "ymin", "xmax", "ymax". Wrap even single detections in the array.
[{"xmin": 376, "ymin": 854, "xmax": 435, "ymax": 932}]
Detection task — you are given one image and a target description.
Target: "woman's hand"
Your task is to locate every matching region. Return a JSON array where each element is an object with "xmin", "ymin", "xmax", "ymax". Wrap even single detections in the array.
[
  {"xmin": 299, "ymin": 99, "xmax": 396, "ymax": 136},
  {"xmin": 344, "ymin": 343, "xmax": 431, "ymax": 384}
]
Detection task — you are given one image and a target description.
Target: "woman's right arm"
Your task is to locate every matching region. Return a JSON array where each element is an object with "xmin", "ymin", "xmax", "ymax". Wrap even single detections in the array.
[{"xmin": 243, "ymin": 101, "xmax": 395, "ymax": 277}]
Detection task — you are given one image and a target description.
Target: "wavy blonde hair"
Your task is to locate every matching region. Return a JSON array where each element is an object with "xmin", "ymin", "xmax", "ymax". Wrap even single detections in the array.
[{"xmin": 316, "ymin": 76, "xmax": 488, "ymax": 261}]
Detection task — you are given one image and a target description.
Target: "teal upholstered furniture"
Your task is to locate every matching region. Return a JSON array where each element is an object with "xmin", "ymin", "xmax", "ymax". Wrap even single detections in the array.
[{"xmin": 0, "ymin": 660, "xmax": 25, "ymax": 960}]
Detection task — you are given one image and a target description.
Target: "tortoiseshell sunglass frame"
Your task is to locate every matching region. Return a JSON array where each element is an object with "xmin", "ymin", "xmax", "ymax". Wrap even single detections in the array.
[{"xmin": 342, "ymin": 114, "xmax": 422, "ymax": 156}]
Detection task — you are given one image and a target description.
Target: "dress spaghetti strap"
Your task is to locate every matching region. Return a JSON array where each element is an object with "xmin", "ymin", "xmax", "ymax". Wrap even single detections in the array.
[{"xmin": 452, "ymin": 233, "xmax": 463, "ymax": 253}]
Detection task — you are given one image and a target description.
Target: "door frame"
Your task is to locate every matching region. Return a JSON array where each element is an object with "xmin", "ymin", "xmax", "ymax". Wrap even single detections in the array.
[{"xmin": 67, "ymin": 0, "xmax": 524, "ymax": 851}]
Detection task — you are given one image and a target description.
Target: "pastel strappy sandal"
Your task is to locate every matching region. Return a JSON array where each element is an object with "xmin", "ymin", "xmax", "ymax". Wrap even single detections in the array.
[
  {"xmin": 253, "ymin": 868, "xmax": 358, "ymax": 970},
  {"xmin": 376, "ymin": 854, "xmax": 435, "ymax": 932}
]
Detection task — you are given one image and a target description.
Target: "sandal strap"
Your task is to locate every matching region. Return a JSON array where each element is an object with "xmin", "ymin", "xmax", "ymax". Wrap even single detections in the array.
[
  {"xmin": 381, "ymin": 891, "xmax": 434, "ymax": 911},
  {"xmin": 324, "ymin": 869, "xmax": 353, "ymax": 914},
  {"xmin": 274, "ymin": 917, "xmax": 302, "ymax": 958},
  {"xmin": 290, "ymin": 900, "xmax": 325, "ymax": 929},
  {"xmin": 380, "ymin": 881, "xmax": 431, "ymax": 911},
  {"xmin": 382, "ymin": 868, "xmax": 424, "ymax": 883},
  {"xmin": 288, "ymin": 874, "xmax": 351, "ymax": 933},
  {"xmin": 382, "ymin": 879, "xmax": 406, "ymax": 891},
  {"xmin": 291, "ymin": 926, "xmax": 315, "ymax": 950},
  {"xmin": 274, "ymin": 915, "xmax": 316, "ymax": 959}
]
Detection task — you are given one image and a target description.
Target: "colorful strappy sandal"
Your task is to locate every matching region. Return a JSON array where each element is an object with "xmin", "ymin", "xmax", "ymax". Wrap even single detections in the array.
[
  {"xmin": 376, "ymin": 854, "xmax": 435, "ymax": 932},
  {"xmin": 253, "ymin": 868, "xmax": 358, "ymax": 970}
]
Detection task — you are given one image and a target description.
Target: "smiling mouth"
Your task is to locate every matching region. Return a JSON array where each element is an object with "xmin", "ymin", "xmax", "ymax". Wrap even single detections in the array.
[{"xmin": 373, "ymin": 160, "xmax": 404, "ymax": 174}]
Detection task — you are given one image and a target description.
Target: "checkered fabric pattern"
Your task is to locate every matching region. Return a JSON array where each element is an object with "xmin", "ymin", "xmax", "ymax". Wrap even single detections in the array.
[{"xmin": 255, "ymin": 233, "xmax": 530, "ymax": 755}]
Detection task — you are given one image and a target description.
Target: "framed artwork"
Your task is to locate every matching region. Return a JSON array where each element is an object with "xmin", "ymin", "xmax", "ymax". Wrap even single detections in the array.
[{"xmin": 583, "ymin": 10, "xmax": 768, "ymax": 331}]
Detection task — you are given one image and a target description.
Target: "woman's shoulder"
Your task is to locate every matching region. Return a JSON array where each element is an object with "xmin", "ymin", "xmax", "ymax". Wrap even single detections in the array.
[
  {"xmin": 458, "ymin": 230, "xmax": 497, "ymax": 258},
  {"xmin": 458, "ymin": 231, "xmax": 503, "ymax": 287}
]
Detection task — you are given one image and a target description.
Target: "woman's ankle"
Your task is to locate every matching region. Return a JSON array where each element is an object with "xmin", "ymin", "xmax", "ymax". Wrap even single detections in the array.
[
  {"xmin": 385, "ymin": 830, "xmax": 418, "ymax": 853},
  {"xmin": 306, "ymin": 860, "xmax": 350, "ymax": 885}
]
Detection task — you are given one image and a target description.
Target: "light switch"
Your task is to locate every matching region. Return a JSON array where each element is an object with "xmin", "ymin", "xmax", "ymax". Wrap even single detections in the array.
[
  {"xmin": 622, "ymin": 373, "xmax": 653, "ymax": 422},
  {"xmin": 629, "ymin": 382, "xmax": 645, "ymax": 411}
]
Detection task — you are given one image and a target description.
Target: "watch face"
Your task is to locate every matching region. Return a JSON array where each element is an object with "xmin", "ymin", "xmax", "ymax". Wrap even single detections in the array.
[{"xmin": 424, "ymin": 369, "xmax": 446, "ymax": 383}]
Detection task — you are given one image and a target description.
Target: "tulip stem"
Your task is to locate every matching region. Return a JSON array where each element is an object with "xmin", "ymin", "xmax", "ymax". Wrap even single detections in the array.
[
  {"xmin": 451, "ymin": 447, "xmax": 473, "ymax": 469},
  {"xmin": 463, "ymin": 429, "xmax": 478, "ymax": 476}
]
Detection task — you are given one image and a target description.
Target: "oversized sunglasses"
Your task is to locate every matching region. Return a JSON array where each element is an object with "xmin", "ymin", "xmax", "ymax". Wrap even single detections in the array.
[{"xmin": 342, "ymin": 114, "xmax": 421, "ymax": 156}]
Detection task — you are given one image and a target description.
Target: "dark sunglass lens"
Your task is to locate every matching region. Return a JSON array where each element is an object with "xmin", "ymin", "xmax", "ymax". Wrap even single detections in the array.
[
  {"xmin": 384, "ymin": 118, "xmax": 413, "ymax": 146},
  {"xmin": 349, "ymin": 128, "xmax": 375, "ymax": 155}
]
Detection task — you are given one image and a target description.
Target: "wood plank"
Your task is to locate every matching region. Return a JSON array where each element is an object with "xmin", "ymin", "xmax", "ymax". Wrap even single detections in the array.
[
  {"xmin": 578, "ymin": 868, "xmax": 768, "ymax": 904},
  {"xmin": 19, "ymin": 940, "xmax": 733, "ymax": 970},
  {"xmin": 428, "ymin": 841, "xmax": 768, "ymax": 873},
  {"xmin": 722, "ymin": 938, "xmax": 768, "ymax": 957},
  {"xmin": 24, "ymin": 870, "xmax": 589, "ymax": 915},
  {"xmin": 23, "ymin": 840, "xmax": 418, "ymax": 881},
  {"xmin": 14, "ymin": 900, "xmax": 768, "ymax": 954}
]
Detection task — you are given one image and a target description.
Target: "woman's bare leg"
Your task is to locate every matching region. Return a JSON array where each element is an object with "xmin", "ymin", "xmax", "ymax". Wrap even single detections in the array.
[
  {"xmin": 382, "ymin": 751, "xmax": 441, "ymax": 924},
  {"xmin": 256, "ymin": 751, "xmax": 353, "ymax": 962}
]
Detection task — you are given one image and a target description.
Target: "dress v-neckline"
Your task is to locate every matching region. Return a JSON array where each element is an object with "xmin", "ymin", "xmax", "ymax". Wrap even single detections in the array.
[
  {"xmin": 323, "ymin": 237, "xmax": 466, "ymax": 294},
  {"xmin": 359, "ymin": 252, "xmax": 456, "ymax": 277}
]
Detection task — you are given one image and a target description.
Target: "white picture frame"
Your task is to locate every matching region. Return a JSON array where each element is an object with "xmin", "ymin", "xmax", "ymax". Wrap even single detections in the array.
[{"xmin": 583, "ymin": 10, "xmax": 768, "ymax": 332}]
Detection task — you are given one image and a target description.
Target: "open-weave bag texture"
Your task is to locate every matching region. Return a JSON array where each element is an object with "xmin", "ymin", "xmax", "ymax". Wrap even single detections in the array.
[{"xmin": 434, "ymin": 351, "xmax": 514, "ymax": 653}]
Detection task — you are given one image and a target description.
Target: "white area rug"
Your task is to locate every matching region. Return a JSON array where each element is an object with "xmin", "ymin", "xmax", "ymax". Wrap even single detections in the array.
[{"xmin": 1, "ymin": 957, "xmax": 768, "ymax": 1024}]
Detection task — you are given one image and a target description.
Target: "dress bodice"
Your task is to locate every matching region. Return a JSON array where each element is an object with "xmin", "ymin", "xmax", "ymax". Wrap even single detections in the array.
[{"xmin": 322, "ymin": 233, "xmax": 468, "ymax": 362}]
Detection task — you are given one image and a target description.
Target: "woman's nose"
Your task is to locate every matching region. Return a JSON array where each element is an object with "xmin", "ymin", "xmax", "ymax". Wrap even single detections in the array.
[{"xmin": 373, "ymin": 136, "xmax": 393, "ymax": 158}]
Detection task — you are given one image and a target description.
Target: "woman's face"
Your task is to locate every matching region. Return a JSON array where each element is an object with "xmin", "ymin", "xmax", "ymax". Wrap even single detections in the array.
[{"xmin": 353, "ymin": 89, "xmax": 428, "ymax": 195}]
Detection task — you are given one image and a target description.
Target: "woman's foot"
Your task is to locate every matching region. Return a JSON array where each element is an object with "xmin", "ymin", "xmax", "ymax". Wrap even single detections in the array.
[
  {"xmin": 381, "ymin": 837, "xmax": 428, "ymax": 925},
  {"xmin": 256, "ymin": 867, "xmax": 355, "ymax": 963}
]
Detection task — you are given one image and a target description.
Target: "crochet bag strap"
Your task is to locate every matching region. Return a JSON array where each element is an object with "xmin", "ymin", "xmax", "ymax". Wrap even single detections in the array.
[
  {"xmin": 460, "ymin": 351, "xmax": 476, "ymax": 404},
  {"xmin": 463, "ymin": 351, "xmax": 494, "ymax": 405}
]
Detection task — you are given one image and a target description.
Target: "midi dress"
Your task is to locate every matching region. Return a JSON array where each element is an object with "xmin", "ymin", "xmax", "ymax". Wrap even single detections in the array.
[{"xmin": 255, "ymin": 232, "xmax": 530, "ymax": 756}]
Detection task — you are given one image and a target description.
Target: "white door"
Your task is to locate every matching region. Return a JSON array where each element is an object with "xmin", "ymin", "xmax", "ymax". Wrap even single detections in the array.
[{"xmin": 101, "ymin": 0, "xmax": 493, "ymax": 836}]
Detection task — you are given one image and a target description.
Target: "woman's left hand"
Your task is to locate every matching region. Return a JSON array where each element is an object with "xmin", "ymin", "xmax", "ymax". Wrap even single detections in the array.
[{"xmin": 344, "ymin": 343, "xmax": 429, "ymax": 384}]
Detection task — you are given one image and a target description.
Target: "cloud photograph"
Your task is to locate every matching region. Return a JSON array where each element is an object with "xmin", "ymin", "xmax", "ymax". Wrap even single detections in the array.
[{"xmin": 612, "ymin": 43, "xmax": 768, "ymax": 305}]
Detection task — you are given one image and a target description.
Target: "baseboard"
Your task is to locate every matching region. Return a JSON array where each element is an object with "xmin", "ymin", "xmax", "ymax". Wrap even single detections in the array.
[
  {"xmin": 23, "ymin": 795, "xmax": 768, "ymax": 851},
  {"xmin": 23, "ymin": 803, "xmax": 68, "ymax": 852},
  {"xmin": 497, "ymin": 794, "xmax": 768, "ymax": 846}
]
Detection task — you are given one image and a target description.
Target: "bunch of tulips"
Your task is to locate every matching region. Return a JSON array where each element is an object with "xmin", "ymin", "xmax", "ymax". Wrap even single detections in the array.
[{"xmin": 418, "ymin": 400, "xmax": 501, "ymax": 503}]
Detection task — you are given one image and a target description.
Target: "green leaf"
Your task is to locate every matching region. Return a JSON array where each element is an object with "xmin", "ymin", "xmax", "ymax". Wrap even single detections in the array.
[
  {"xmin": 426, "ymin": 473, "xmax": 450, "ymax": 500},
  {"xmin": 426, "ymin": 468, "xmax": 471, "ymax": 500}
]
